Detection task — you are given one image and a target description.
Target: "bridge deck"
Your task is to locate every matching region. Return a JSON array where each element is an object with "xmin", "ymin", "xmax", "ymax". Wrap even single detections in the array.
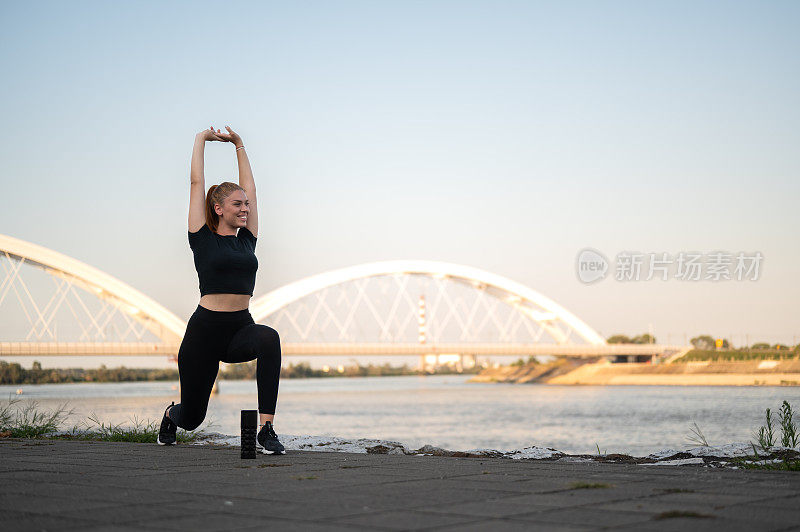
[{"xmin": 0, "ymin": 342, "xmax": 689, "ymax": 357}]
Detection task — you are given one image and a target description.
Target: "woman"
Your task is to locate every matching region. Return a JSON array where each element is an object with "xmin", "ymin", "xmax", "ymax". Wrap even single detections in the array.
[{"xmin": 157, "ymin": 126, "xmax": 285, "ymax": 454}]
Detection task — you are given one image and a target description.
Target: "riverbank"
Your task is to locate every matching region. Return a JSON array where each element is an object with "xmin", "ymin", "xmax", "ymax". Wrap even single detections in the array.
[
  {"xmin": 7, "ymin": 429, "xmax": 799, "ymax": 470},
  {"xmin": 4, "ymin": 393, "xmax": 799, "ymax": 470},
  {"xmin": 471, "ymin": 359, "xmax": 800, "ymax": 386},
  {"xmin": 189, "ymin": 432, "xmax": 800, "ymax": 469},
  {"xmin": 0, "ymin": 360, "xmax": 479, "ymax": 385}
]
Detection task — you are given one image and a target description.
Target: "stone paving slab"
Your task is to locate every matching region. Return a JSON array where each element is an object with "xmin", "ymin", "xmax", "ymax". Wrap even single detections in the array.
[{"xmin": 1, "ymin": 438, "xmax": 799, "ymax": 531}]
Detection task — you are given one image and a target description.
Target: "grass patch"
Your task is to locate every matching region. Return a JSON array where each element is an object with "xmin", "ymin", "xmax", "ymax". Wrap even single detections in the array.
[
  {"xmin": 568, "ymin": 482, "xmax": 612, "ymax": 490},
  {"xmin": 654, "ymin": 510, "xmax": 713, "ymax": 520},
  {"xmin": 752, "ymin": 400, "xmax": 798, "ymax": 451},
  {"xmin": 732, "ymin": 453, "xmax": 800, "ymax": 471},
  {"xmin": 0, "ymin": 397, "xmax": 199, "ymax": 444},
  {"xmin": 259, "ymin": 463, "xmax": 292, "ymax": 468},
  {"xmin": 659, "ymin": 488, "xmax": 695, "ymax": 494},
  {"xmin": 727, "ymin": 440, "xmax": 800, "ymax": 471},
  {"xmin": 65, "ymin": 413, "xmax": 198, "ymax": 444},
  {"xmin": 745, "ymin": 400, "xmax": 800, "ymax": 470},
  {"xmin": 734, "ymin": 461, "xmax": 800, "ymax": 471},
  {"xmin": 0, "ymin": 397, "xmax": 74, "ymax": 438}
]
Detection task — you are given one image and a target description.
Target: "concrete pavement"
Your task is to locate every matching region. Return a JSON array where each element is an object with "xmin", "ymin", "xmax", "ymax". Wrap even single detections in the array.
[{"xmin": 1, "ymin": 439, "xmax": 799, "ymax": 531}]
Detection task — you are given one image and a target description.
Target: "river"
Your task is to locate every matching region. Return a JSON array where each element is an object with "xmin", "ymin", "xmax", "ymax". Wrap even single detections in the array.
[{"xmin": 3, "ymin": 376, "xmax": 800, "ymax": 456}]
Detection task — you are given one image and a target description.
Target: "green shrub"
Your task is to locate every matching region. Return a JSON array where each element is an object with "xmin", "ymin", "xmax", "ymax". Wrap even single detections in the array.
[
  {"xmin": 754, "ymin": 408, "xmax": 776, "ymax": 450},
  {"xmin": 779, "ymin": 401, "xmax": 798, "ymax": 448}
]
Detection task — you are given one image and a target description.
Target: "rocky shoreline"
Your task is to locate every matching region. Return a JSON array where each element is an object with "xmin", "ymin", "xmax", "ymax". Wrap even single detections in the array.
[{"xmin": 194, "ymin": 432, "xmax": 800, "ymax": 469}]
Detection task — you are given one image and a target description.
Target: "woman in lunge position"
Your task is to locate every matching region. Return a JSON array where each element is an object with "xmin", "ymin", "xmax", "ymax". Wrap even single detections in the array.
[{"xmin": 157, "ymin": 126, "xmax": 284, "ymax": 454}]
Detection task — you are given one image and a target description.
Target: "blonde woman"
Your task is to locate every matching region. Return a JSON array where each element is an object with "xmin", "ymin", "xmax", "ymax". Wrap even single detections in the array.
[{"xmin": 157, "ymin": 126, "xmax": 284, "ymax": 454}]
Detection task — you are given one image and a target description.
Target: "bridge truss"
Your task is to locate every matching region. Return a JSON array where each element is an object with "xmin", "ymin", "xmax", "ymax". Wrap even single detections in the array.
[
  {"xmin": 0, "ymin": 233, "xmax": 183, "ymax": 356},
  {"xmin": 1, "ymin": 234, "xmax": 687, "ymax": 361},
  {"xmin": 251, "ymin": 260, "xmax": 606, "ymax": 347}
]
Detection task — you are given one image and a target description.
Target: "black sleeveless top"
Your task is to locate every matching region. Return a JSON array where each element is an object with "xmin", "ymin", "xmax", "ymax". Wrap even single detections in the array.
[{"xmin": 188, "ymin": 224, "xmax": 258, "ymax": 296}]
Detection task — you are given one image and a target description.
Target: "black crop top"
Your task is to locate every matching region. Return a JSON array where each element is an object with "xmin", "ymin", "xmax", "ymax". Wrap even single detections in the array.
[{"xmin": 188, "ymin": 224, "xmax": 258, "ymax": 296}]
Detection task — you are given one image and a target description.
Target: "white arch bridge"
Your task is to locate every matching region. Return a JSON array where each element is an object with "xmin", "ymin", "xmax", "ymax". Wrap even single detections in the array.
[{"xmin": 0, "ymin": 234, "xmax": 689, "ymax": 364}]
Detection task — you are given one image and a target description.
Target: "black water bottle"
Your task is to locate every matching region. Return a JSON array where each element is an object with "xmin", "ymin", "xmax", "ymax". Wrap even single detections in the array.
[{"xmin": 241, "ymin": 410, "xmax": 258, "ymax": 459}]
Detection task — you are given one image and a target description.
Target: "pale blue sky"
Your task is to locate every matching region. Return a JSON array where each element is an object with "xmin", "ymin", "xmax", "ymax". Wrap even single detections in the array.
[{"xmin": 1, "ymin": 0, "xmax": 798, "ymax": 349}]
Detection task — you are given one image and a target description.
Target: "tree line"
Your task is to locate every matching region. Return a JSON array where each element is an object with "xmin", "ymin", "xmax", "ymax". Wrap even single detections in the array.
[
  {"xmin": 0, "ymin": 361, "xmax": 178, "ymax": 385},
  {"xmin": 0, "ymin": 360, "xmax": 478, "ymax": 385},
  {"xmin": 606, "ymin": 333, "xmax": 799, "ymax": 352}
]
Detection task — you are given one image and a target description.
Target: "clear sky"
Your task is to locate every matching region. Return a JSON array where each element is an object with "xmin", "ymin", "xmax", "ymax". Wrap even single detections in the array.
[{"xmin": 1, "ymin": 0, "xmax": 798, "ymax": 356}]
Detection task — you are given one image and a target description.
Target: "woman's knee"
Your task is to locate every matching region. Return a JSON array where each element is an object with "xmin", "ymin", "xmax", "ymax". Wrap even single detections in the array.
[
  {"xmin": 254, "ymin": 325, "xmax": 281, "ymax": 366},
  {"xmin": 257, "ymin": 325, "xmax": 280, "ymax": 350},
  {"xmin": 171, "ymin": 404, "xmax": 207, "ymax": 431},
  {"xmin": 180, "ymin": 411, "xmax": 206, "ymax": 431}
]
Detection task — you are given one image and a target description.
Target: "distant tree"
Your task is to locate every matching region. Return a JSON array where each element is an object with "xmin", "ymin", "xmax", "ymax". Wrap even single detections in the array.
[
  {"xmin": 751, "ymin": 343, "xmax": 771, "ymax": 350},
  {"xmin": 631, "ymin": 334, "xmax": 656, "ymax": 344},
  {"xmin": 691, "ymin": 335, "xmax": 716, "ymax": 350},
  {"xmin": 773, "ymin": 344, "xmax": 789, "ymax": 350},
  {"xmin": 607, "ymin": 335, "xmax": 632, "ymax": 344},
  {"xmin": 0, "ymin": 362, "xmax": 23, "ymax": 384}
]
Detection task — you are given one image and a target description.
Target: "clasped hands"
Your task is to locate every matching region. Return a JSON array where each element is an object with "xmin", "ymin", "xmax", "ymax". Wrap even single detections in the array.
[{"xmin": 199, "ymin": 125, "xmax": 242, "ymax": 147}]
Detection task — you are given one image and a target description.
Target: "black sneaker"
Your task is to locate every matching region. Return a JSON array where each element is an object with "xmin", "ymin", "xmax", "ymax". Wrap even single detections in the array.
[
  {"xmin": 257, "ymin": 421, "xmax": 286, "ymax": 455},
  {"xmin": 157, "ymin": 402, "xmax": 177, "ymax": 446}
]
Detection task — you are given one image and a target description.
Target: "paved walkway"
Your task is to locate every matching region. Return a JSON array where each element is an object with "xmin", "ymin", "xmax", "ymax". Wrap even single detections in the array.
[{"xmin": 1, "ymin": 439, "xmax": 799, "ymax": 531}]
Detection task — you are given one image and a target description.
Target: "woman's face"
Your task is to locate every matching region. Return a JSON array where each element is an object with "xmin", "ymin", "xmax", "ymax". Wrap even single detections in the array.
[{"xmin": 215, "ymin": 189, "xmax": 250, "ymax": 228}]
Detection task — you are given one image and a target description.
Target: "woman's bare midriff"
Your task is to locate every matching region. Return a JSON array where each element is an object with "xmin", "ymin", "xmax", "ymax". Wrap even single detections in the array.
[{"xmin": 199, "ymin": 294, "xmax": 251, "ymax": 312}]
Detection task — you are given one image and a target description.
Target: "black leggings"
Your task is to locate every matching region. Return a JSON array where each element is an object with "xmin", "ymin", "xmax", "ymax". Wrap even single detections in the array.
[{"xmin": 169, "ymin": 304, "xmax": 281, "ymax": 431}]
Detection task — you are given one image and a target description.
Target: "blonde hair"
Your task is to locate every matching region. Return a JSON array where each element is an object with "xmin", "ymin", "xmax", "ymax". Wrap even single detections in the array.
[{"xmin": 205, "ymin": 181, "xmax": 245, "ymax": 233}]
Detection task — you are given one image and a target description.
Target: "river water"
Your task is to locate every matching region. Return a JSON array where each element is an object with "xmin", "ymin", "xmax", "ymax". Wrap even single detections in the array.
[{"xmin": 3, "ymin": 376, "xmax": 799, "ymax": 456}]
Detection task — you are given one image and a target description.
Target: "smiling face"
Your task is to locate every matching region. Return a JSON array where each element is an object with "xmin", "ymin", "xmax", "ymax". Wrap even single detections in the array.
[{"xmin": 213, "ymin": 189, "xmax": 249, "ymax": 230}]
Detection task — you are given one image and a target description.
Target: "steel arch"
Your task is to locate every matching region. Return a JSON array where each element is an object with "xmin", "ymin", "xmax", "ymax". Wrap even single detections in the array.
[
  {"xmin": 251, "ymin": 260, "xmax": 606, "ymax": 345},
  {"xmin": 0, "ymin": 233, "xmax": 185, "ymax": 342}
]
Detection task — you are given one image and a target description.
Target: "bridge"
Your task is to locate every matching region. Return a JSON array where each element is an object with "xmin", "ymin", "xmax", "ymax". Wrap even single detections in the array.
[{"xmin": 0, "ymin": 233, "xmax": 690, "ymax": 366}]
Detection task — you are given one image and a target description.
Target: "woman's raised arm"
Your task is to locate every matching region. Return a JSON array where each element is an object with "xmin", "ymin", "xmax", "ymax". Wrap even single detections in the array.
[
  {"xmin": 216, "ymin": 126, "xmax": 258, "ymax": 238},
  {"xmin": 189, "ymin": 128, "xmax": 223, "ymax": 232}
]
